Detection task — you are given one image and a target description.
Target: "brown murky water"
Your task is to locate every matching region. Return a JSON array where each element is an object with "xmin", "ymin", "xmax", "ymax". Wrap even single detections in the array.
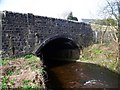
[{"xmin": 44, "ymin": 60, "xmax": 119, "ymax": 89}]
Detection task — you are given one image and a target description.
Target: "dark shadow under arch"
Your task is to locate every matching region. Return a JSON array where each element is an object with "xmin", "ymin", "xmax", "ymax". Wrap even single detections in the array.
[
  {"xmin": 35, "ymin": 37, "xmax": 82, "ymax": 65},
  {"xmin": 35, "ymin": 35, "xmax": 80, "ymax": 55}
]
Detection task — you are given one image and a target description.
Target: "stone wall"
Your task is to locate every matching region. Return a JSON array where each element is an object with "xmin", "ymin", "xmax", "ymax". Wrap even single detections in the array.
[
  {"xmin": 1, "ymin": 11, "xmax": 93, "ymax": 58},
  {"xmin": 0, "ymin": 11, "xmax": 2, "ymax": 58},
  {"xmin": 91, "ymin": 24, "xmax": 118, "ymax": 43},
  {"xmin": 93, "ymin": 30, "xmax": 117, "ymax": 43}
]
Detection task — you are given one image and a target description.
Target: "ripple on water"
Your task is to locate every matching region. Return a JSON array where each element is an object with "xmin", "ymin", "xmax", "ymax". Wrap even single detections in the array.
[{"xmin": 45, "ymin": 61, "xmax": 119, "ymax": 89}]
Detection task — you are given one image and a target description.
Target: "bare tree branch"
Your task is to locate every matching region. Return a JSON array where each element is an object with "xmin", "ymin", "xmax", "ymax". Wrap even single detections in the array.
[{"xmin": 106, "ymin": 0, "xmax": 118, "ymax": 20}]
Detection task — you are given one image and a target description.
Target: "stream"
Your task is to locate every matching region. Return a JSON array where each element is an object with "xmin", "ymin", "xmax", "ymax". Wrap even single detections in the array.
[{"xmin": 44, "ymin": 60, "xmax": 119, "ymax": 89}]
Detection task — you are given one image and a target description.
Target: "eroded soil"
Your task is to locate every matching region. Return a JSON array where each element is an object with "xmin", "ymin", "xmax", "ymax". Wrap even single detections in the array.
[{"xmin": 0, "ymin": 57, "xmax": 45, "ymax": 89}]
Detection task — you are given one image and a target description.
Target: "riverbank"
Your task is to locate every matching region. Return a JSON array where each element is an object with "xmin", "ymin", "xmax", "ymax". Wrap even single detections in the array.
[
  {"xmin": 44, "ymin": 42, "xmax": 119, "ymax": 89},
  {"xmin": 80, "ymin": 43, "xmax": 120, "ymax": 74},
  {"xmin": 0, "ymin": 55, "xmax": 46, "ymax": 89},
  {"xmin": 0, "ymin": 42, "xmax": 119, "ymax": 89}
]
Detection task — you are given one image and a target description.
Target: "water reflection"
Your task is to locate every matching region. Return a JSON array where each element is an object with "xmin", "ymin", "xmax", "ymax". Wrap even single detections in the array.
[{"xmin": 44, "ymin": 60, "xmax": 120, "ymax": 89}]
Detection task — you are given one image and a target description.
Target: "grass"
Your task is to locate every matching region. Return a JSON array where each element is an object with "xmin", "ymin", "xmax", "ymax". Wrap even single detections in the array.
[
  {"xmin": 22, "ymin": 80, "xmax": 32, "ymax": 84},
  {"xmin": 21, "ymin": 79, "xmax": 43, "ymax": 89},
  {"xmin": 2, "ymin": 76, "xmax": 9, "ymax": 88},
  {"xmin": 1, "ymin": 54, "xmax": 45, "ymax": 89},
  {"xmin": 0, "ymin": 59, "xmax": 9, "ymax": 66},
  {"xmin": 80, "ymin": 43, "xmax": 120, "ymax": 74},
  {"xmin": 22, "ymin": 84, "xmax": 42, "ymax": 89}
]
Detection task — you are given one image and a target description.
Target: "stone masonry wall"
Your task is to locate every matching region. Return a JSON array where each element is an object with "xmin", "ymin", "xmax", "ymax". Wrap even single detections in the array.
[{"xmin": 1, "ymin": 11, "xmax": 93, "ymax": 58}]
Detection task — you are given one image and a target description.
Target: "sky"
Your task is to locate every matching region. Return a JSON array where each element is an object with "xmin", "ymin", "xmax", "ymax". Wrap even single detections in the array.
[{"xmin": 0, "ymin": 0, "xmax": 107, "ymax": 21}]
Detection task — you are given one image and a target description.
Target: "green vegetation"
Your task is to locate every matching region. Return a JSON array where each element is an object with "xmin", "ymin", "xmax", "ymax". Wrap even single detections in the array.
[
  {"xmin": 67, "ymin": 12, "xmax": 78, "ymax": 21},
  {"xmin": 22, "ymin": 79, "xmax": 42, "ymax": 89},
  {"xmin": 94, "ymin": 18, "xmax": 117, "ymax": 26},
  {"xmin": 81, "ymin": 43, "xmax": 119, "ymax": 74},
  {"xmin": 22, "ymin": 80, "xmax": 32, "ymax": 84},
  {"xmin": 24, "ymin": 54, "xmax": 33, "ymax": 59},
  {"xmin": 22, "ymin": 84, "xmax": 42, "ymax": 89},
  {"xmin": 2, "ymin": 77, "xmax": 9, "ymax": 89},
  {"xmin": 6, "ymin": 71, "xmax": 14, "ymax": 76},
  {"xmin": 10, "ymin": 78, "xmax": 16, "ymax": 85},
  {"xmin": 0, "ymin": 59, "xmax": 9, "ymax": 66},
  {"xmin": 1, "ymin": 54, "xmax": 45, "ymax": 89}
]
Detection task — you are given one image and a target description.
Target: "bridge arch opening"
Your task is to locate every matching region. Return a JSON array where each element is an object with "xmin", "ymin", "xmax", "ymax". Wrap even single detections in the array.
[{"xmin": 36, "ymin": 37, "xmax": 81, "ymax": 66}]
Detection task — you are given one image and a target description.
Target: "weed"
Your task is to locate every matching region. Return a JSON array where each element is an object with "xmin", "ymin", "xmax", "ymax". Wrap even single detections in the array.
[
  {"xmin": 22, "ymin": 80, "xmax": 43, "ymax": 89},
  {"xmin": 22, "ymin": 84, "xmax": 42, "ymax": 89},
  {"xmin": 10, "ymin": 78, "xmax": 16, "ymax": 85},
  {"xmin": 2, "ymin": 76, "xmax": 9, "ymax": 88},
  {"xmin": 32, "ymin": 85, "xmax": 42, "ymax": 90},
  {"xmin": 6, "ymin": 71, "xmax": 14, "ymax": 76},
  {"xmin": 22, "ymin": 84, "xmax": 32, "ymax": 89},
  {"xmin": 81, "ymin": 57, "xmax": 87, "ymax": 60},
  {"xmin": 0, "ymin": 60, "xmax": 9, "ymax": 66},
  {"xmin": 24, "ymin": 54, "xmax": 33, "ymax": 59},
  {"xmin": 22, "ymin": 79, "xmax": 32, "ymax": 84},
  {"xmin": 93, "ymin": 49, "xmax": 103, "ymax": 53},
  {"xmin": 1, "ymin": 54, "xmax": 45, "ymax": 88},
  {"xmin": 2, "ymin": 83, "xmax": 7, "ymax": 89},
  {"xmin": 81, "ymin": 43, "xmax": 119, "ymax": 74},
  {"xmin": 39, "ymin": 67, "xmax": 46, "ymax": 75}
]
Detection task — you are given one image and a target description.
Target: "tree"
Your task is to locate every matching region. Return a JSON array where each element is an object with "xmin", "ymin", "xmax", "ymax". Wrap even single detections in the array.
[
  {"xmin": 102, "ymin": 0, "xmax": 120, "ymax": 71},
  {"xmin": 95, "ymin": 18, "xmax": 117, "ymax": 26},
  {"xmin": 67, "ymin": 12, "xmax": 78, "ymax": 21},
  {"xmin": 101, "ymin": 0, "xmax": 120, "ymax": 43},
  {"xmin": 106, "ymin": 18, "xmax": 117, "ymax": 26},
  {"xmin": 104, "ymin": 0, "xmax": 120, "ymax": 27}
]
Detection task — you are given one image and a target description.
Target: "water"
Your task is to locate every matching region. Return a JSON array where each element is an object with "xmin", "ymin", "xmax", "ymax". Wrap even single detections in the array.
[{"xmin": 44, "ymin": 60, "xmax": 119, "ymax": 89}]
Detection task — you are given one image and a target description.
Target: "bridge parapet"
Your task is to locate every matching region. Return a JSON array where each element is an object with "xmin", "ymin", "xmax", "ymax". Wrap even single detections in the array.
[{"xmin": 1, "ymin": 11, "xmax": 93, "ymax": 58}]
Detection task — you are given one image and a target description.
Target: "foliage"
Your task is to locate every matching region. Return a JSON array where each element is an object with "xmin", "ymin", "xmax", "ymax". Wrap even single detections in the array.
[
  {"xmin": 10, "ymin": 78, "xmax": 16, "ymax": 85},
  {"xmin": 22, "ymin": 79, "xmax": 42, "ymax": 89},
  {"xmin": 6, "ymin": 71, "xmax": 14, "ymax": 76},
  {"xmin": 81, "ymin": 43, "xmax": 119, "ymax": 74},
  {"xmin": 97, "ymin": 0, "xmax": 120, "ymax": 46},
  {"xmin": 67, "ymin": 12, "xmax": 78, "ymax": 21},
  {"xmin": 2, "ymin": 77, "xmax": 9, "ymax": 88},
  {"xmin": 1, "ymin": 54, "xmax": 45, "ymax": 89},
  {"xmin": 22, "ymin": 84, "xmax": 42, "ymax": 89},
  {"xmin": 95, "ymin": 18, "xmax": 117, "ymax": 26},
  {"xmin": 93, "ymin": 49, "xmax": 103, "ymax": 53},
  {"xmin": 22, "ymin": 85, "xmax": 32, "ymax": 89},
  {"xmin": 0, "ymin": 59, "xmax": 9, "ymax": 66},
  {"xmin": 102, "ymin": 0, "xmax": 120, "ymax": 33},
  {"xmin": 22, "ymin": 80, "xmax": 32, "ymax": 84},
  {"xmin": 106, "ymin": 18, "xmax": 117, "ymax": 26},
  {"xmin": 24, "ymin": 54, "xmax": 33, "ymax": 59}
]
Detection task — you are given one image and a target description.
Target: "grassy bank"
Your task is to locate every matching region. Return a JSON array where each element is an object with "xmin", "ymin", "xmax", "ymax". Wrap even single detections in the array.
[
  {"xmin": 80, "ymin": 43, "xmax": 120, "ymax": 74},
  {"xmin": 0, "ymin": 54, "xmax": 46, "ymax": 89}
]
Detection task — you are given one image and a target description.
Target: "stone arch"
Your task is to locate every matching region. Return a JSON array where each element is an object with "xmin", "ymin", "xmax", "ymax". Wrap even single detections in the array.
[
  {"xmin": 35, "ymin": 35, "xmax": 82, "ymax": 62},
  {"xmin": 35, "ymin": 35, "xmax": 80, "ymax": 55}
]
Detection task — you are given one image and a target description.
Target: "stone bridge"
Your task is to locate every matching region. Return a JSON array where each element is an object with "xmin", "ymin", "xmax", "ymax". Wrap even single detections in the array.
[{"xmin": 0, "ymin": 11, "xmax": 93, "ymax": 60}]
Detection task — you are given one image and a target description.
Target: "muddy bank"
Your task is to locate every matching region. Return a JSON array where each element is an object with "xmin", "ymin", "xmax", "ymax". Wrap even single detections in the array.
[{"xmin": 0, "ymin": 55, "xmax": 46, "ymax": 89}]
